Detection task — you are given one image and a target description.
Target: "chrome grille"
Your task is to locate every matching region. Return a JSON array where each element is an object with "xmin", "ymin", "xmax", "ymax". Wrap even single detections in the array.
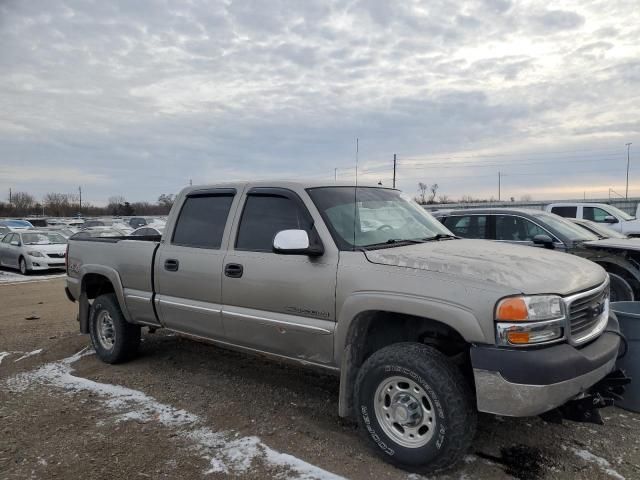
[
  {"xmin": 47, "ymin": 253, "xmax": 65, "ymax": 258},
  {"xmin": 566, "ymin": 281, "xmax": 609, "ymax": 345}
]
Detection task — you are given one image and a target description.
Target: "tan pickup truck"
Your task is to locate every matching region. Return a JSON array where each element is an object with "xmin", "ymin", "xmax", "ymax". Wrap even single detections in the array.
[{"xmin": 65, "ymin": 182, "xmax": 623, "ymax": 474}]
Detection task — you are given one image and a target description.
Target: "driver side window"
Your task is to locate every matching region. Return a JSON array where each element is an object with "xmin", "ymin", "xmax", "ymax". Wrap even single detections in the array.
[
  {"xmin": 495, "ymin": 216, "xmax": 548, "ymax": 242},
  {"xmin": 583, "ymin": 207, "xmax": 610, "ymax": 223}
]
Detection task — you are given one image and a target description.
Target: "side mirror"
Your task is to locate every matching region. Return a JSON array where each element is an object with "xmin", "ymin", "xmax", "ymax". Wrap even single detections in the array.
[
  {"xmin": 604, "ymin": 215, "xmax": 618, "ymax": 224},
  {"xmin": 532, "ymin": 234, "xmax": 554, "ymax": 249},
  {"xmin": 10, "ymin": 240, "xmax": 20, "ymax": 246},
  {"xmin": 273, "ymin": 229, "xmax": 323, "ymax": 256}
]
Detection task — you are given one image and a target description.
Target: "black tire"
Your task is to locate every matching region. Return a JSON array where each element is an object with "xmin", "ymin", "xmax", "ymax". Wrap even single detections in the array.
[
  {"xmin": 89, "ymin": 293, "xmax": 140, "ymax": 364},
  {"xmin": 19, "ymin": 256, "xmax": 30, "ymax": 275},
  {"xmin": 354, "ymin": 342, "xmax": 476, "ymax": 474},
  {"xmin": 609, "ymin": 272, "xmax": 634, "ymax": 302}
]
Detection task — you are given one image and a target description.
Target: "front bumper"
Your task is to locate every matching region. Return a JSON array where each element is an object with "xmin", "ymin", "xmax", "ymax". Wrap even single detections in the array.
[
  {"xmin": 472, "ymin": 314, "xmax": 621, "ymax": 417},
  {"xmin": 27, "ymin": 256, "xmax": 65, "ymax": 270}
]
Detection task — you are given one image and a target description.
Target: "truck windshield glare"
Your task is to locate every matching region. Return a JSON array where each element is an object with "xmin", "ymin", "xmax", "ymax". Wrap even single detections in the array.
[{"xmin": 307, "ymin": 186, "xmax": 454, "ymax": 250}]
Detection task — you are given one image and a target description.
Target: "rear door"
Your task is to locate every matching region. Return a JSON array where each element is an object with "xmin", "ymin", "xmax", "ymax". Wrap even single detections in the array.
[
  {"xmin": 0, "ymin": 233, "xmax": 15, "ymax": 266},
  {"xmin": 443, "ymin": 214, "xmax": 489, "ymax": 239},
  {"xmin": 154, "ymin": 188, "xmax": 240, "ymax": 338},
  {"xmin": 220, "ymin": 187, "xmax": 338, "ymax": 364}
]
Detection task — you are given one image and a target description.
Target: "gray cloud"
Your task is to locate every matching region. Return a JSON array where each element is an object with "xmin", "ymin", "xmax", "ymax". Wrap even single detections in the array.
[{"xmin": 0, "ymin": 0, "xmax": 639, "ymax": 203}]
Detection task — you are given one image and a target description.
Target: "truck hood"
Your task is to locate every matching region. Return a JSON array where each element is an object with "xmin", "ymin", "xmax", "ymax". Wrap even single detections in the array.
[
  {"xmin": 583, "ymin": 238, "xmax": 640, "ymax": 251},
  {"xmin": 364, "ymin": 239, "xmax": 606, "ymax": 296}
]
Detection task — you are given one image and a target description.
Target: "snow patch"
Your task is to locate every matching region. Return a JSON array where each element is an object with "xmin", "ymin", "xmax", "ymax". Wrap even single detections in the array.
[
  {"xmin": 0, "ymin": 352, "xmax": 12, "ymax": 365},
  {"xmin": 14, "ymin": 349, "xmax": 43, "ymax": 362},
  {"xmin": 572, "ymin": 448, "xmax": 625, "ymax": 480},
  {"xmin": 5, "ymin": 349, "xmax": 344, "ymax": 479}
]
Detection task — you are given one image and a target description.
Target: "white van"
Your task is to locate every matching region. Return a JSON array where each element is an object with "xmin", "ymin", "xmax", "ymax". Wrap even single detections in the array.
[{"xmin": 545, "ymin": 202, "xmax": 640, "ymax": 236}]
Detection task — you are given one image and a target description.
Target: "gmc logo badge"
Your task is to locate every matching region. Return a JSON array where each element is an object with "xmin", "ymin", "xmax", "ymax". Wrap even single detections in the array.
[{"xmin": 587, "ymin": 302, "xmax": 605, "ymax": 318}]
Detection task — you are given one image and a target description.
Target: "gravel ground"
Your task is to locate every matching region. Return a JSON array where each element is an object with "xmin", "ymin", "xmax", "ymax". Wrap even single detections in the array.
[{"xmin": 1, "ymin": 278, "xmax": 639, "ymax": 479}]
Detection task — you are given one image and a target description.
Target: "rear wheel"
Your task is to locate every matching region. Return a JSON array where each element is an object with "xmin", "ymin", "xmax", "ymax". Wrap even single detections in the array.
[
  {"xmin": 19, "ymin": 257, "xmax": 30, "ymax": 275},
  {"xmin": 354, "ymin": 342, "xmax": 476, "ymax": 474},
  {"xmin": 609, "ymin": 272, "xmax": 634, "ymax": 302},
  {"xmin": 89, "ymin": 293, "xmax": 140, "ymax": 363}
]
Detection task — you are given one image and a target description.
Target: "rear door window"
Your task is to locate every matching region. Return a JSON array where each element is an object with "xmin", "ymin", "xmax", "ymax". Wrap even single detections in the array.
[
  {"xmin": 172, "ymin": 194, "xmax": 235, "ymax": 249},
  {"xmin": 550, "ymin": 206, "xmax": 577, "ymax": 218},
  {"xmin": 444, "ymin": 215, "xmax": 487, "ymax": 239},
  {"xmin": 583, "ymin": 206, "xmax": 611, "ymax": 223}
]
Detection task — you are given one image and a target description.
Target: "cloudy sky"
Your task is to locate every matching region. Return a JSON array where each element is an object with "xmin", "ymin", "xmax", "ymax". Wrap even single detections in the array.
[{"xmin": 1, "ymin": 0, "xmax": 639, "ymax": 205}]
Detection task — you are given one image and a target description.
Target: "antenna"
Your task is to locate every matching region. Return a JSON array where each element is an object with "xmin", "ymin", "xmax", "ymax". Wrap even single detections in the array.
[{"xmin": 353, "ymin": 138, "xmax": 359, "ymax": 251}]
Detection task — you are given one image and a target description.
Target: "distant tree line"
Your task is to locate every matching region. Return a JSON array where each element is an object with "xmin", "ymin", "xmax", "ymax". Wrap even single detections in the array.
[
  {"xmin": 413, "ymin": 182, "xmax": 533, "ymax": 205},
  {"xmin": 0, "ymin": 192, "xmax": 175, "ymax": 218}
]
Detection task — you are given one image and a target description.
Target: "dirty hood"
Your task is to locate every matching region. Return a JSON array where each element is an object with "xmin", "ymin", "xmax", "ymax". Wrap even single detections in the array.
[
  {"xmin": 583, "ymin": 238, "xmax": 640, "ymax": 251},
  {"xmin": 365, "ymin": 239, "xmax": 606, "ymax": 296}
]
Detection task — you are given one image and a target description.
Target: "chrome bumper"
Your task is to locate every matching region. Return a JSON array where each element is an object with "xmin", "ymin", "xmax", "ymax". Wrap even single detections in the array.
[{"xmin": 474, "ymin": 356, "xmax": 617, "ymax": 417}]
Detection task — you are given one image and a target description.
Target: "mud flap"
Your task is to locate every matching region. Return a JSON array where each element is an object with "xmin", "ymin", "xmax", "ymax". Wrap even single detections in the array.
[
  {"xmin": 540, "ymin": 369, "xmax": 631, "ymax": 425},
  {"xmin": 79, "ymin": 291, "xmax": 91, "ymax": 334}
]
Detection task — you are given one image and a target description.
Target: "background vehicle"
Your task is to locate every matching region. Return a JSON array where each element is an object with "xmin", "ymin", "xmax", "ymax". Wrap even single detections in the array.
[
  {"xmin": 0, "ymin": 230, "xmax": 67, "ymax": 274},
  {"xmin": 130, "ymin": 225, "xmax": 164, "ymax": 236},
  {"xmin": 0, "ymin": 219, "xmax": 34, "ymax": 231},
  {"xmin": 0, "ymin": 226, "xmax": 9, "ymax": 239},
  {"xmin": 570, "ymin": 218, "xmax": 631, "ymax": 240},
  {"xmin": 128, "ymin": 217, "xmax": 147, "ymax": 228},
  {"xmin": 71, "ymin": 227, "xmax": 130, "ymax": 239},
  {"xmin": 546, "ymin": 202, "xmax": 640, "ymax": 236},
  {"xmin": 66, "ymin": 182, "xmax": 622, "ymax": 474},
  {"xmin": 438, "ymin": 208, "xmax": 640, "ymax": 301},
  {"xmin": 41, "ymin": 226, "xmax": 80, "ymax": 239}
]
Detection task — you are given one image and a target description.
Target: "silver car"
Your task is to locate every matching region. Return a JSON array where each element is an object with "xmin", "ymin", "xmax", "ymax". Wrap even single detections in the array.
[{"xmin": 0, "ymin": 230, "xmax": 67, "ymax": 274}]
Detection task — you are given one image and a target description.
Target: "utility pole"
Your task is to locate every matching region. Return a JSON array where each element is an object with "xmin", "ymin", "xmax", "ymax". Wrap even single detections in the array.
[
  {"xmin": 393, "ymin": 154, "xmax": 397, "ymax": 189},
  {"xmin": 9, "ymin": 188, "xmax": 12, "ymax": 204},
  {"xmin": 498, "ymin": 171, "xmax": 501, "ymax": 201},
  {"xmin": 334, "ymin": 168, "xmax": 337, "ymax": 182},
  {"xmin": 78, "ymin": 186, "xmax": 82, "ymax": 213},
  {"xmin": 626, "ymin": 143, "xmax": 632, "ymax": 199}
]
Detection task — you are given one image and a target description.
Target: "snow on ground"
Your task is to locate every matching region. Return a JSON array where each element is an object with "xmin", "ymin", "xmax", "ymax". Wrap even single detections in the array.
[
  {"xmin": 13, "ymin": 349, "xmax": 44, "ymax": 362},
  {"xmin": 5, "ymin": 349, "xmax": 345, "ymax": 479},
  {"xmin": 0, "ymin": 352, "xmax": 12, "ymax": 365},
  {"xmin": 0, "ymin": 269, "xmax": 65, "ymax": 284},
  {"xmin": 571, "ymin": 448, "xmax": 625, "ymax": 480}
]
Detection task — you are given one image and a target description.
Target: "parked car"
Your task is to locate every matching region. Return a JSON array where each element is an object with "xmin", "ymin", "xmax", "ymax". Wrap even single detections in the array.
[
  {"xmin": 65, "ymin": 182, "xmax": 624, "ymax": 474},
  {"xmin": 41, "ymin": 226, "xmax": 80, "ymax": 239},
  {"xmin": 0, "ymin": 219, "xmax": 34, "ymax": 230},
  {"xmin": 128, "ymin": 217, "xmax": 148, "ymax": 228},
  {"xmin": 71, "ymin": 227, "xmax": 130, "ymax": 239},
  {"xmin": 0, "ymin": 230, "xmax": 67, "ymax": 274},
  {"xmin": 130, "ymin": 225, "xmax": 164, "ymax": 236},
  {"xmin": 437, "ymin": 208, "xmax": 640, "ymax": 301},
  {"xmin": 0, "ymin": 226, "xmax": 10, "ymax": 239},
  {"xmin": 569, "ymin": 218, "xmax": 631, "ymax": 240},
  {"xmin": 545, "ymin": 202, "xmax": 640, "ymax": 236}
]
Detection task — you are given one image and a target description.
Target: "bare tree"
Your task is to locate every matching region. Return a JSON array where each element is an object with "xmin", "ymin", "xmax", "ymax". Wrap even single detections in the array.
[
  {"xmin": 520, "ymin": 194, "xmax": 533, "ymax": 201},
  {"xmin": 44, "ymin": 192, "xmax": 71, "ymax": 217},
  {"xmin": 158, "ymin": 194, "xmax": 175, "ymax": 210},
  {"xmin": 418, "ymin": 183, "xmax": 428, "ymax": 204},
  {"xmin": 11, "ymin": 192, "xmax": 35, "ymax": 215},
  {"xmin": 428, "ymin": 183, "xmax": 439, "ymax": 204},
  {"xmin": 437, "ymin": 194, "xmax": 451, "ymax": 204}
]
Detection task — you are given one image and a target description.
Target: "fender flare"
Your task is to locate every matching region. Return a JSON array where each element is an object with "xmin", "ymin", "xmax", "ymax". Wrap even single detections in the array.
[
  {"xmin": 78, "ymin": 264, "xmax": 132, "ymax": 322},
  {"xmin": 334, "ymin": 292, "xmax": 487, "ymax": 418}
]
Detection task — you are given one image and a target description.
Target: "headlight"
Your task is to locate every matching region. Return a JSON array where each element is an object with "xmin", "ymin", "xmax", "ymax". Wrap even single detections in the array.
[
  {"xmin": 495, "ymin": 295, "xmax": 565, "ymax": 346},
  {"xmin": 27, "ymin": 251, "xmax": 44, "ymax": 257}
]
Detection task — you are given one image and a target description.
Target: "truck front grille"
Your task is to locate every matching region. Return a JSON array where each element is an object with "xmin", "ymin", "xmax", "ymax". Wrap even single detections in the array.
[{"xmin": 566, "ymin": 281, "xmax": 610, "ymax": 345}]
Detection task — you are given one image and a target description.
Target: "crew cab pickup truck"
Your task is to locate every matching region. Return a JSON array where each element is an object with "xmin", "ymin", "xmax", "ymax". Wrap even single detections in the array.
[
  {"xmin": 65, "ymin": 182, "xmax": 622, "ymax": 474},
  {"xmin": 546, "ymin": 202, "xmax": 640, "ymax": 236}
]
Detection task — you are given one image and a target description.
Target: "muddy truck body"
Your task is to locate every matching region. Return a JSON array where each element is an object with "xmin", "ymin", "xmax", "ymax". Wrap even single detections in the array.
[{"xmin": 65, "ymin": 182, "xmax": 625, "ymax": 474}]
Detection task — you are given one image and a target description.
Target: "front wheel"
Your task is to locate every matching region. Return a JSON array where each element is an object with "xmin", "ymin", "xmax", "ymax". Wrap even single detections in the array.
[
  {"xmin": 89, "ymin": 293, "xmax": 140, "ymax": 364},
  {"xmin": 19, "ymin": 257, "xmax": 30, "ymax": 275},
  {"xmin": 354, "ymin": 343, "xmax": 476, "ymax": 474}
]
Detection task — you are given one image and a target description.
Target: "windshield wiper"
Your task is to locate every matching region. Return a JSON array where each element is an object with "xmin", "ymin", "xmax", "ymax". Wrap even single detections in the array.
[
  {"xmin": 362, "ymin": 238, "xmax": 426, "ymax": 249},
  {"xmin": 422, "ymin": 233, "xmax": 457, "ymax": 241}
]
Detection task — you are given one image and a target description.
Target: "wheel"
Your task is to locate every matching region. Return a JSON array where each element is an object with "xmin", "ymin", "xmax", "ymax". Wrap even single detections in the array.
[
  {"xmin": 19, "ymin": 257, "xmax": 30, "ymax": 275},
  {"xmin": 89, "ymin": 293, "xmax": 140, "ymax": 364},
  {"xmin": 609, "ymin": 272, "xmax": 634, "ymax": 302},
  {"xmin": 354, "ymin": 343, "xmax": 476, "ymax": 474}
]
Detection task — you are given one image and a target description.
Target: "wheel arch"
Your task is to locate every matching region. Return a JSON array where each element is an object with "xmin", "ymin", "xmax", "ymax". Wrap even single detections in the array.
[
  {"xmin": 594, "ymin": 260, "xmax": 640, "ymax": 299},
  {"xmin": 78, "ymin": 266, "xmax": 131, "ymax": 333},
  {"xmin": 336, "ymin": 305, "xmax": 480, "ymax": 419}
]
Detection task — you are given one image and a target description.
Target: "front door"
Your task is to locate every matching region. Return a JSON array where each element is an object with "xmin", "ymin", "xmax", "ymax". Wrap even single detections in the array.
[
  {"xmin": 221, "ymin": 188, "xmax": 337, "ymax": 364},
  {"xmin": 154, "ymin": 189, "xmax": 238, "ymax": 338}
]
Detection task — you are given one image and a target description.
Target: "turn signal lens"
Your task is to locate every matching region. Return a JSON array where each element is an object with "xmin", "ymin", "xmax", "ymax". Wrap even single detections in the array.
[
  {"xmin": 496, "ymin": 297, "xmax": 528, "ymax": 321},
  {"xmin": 506, "ymin": 331, "xmax": 530, "ymax": 344}
]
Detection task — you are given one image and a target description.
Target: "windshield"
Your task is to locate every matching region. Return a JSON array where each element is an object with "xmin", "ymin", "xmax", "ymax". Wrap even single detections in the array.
[
  {"xmin": 21, "ymin": 232, "xmax": 67, "ymax": 245},
  {"xmin": 307, "ymin": 187, "xmax": 454, "ymax": 249},
  {"xmin": 4, "ymin": 220, "xmax": 33, "ymax": 227},
  {"xmin": 531, "ymin": 212, "xmax": 598, "ymax": 242},
  {"xmin": 577, "ymin": 221, "xmax": 628, "ymax": 239},
  {"xmin": 604, "ymin": 205, "xmax": 635, "ymax": 221}
]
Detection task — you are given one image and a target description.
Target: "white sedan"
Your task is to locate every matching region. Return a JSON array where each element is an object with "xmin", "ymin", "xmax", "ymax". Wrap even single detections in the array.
[{"xmin": 0, "ymin": 231, "xmax": 67, "ymax": 275}]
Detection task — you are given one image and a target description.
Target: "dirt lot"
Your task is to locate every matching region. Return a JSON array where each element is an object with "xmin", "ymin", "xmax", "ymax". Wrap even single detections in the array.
[{"xmin": 1, "ymin": 277, "xmax": 639, "ymax": 480}]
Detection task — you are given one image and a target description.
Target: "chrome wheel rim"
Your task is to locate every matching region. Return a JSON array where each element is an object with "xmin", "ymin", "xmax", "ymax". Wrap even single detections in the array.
[
  {"xmin": 374, "ymin": 375, "xmax": 436, "ymax": 448},
  {"xmin": 20, "ymin": 259, "xmax": 26, "ymax": 274},
  {"xmin": 96, "ymin": 311, "xmax": 116, "ymax": 350}
]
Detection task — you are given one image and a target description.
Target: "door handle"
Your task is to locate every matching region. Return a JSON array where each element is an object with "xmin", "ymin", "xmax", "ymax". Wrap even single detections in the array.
[
  {"xmin": 224, "ymin": 263, "xmax": 243, "ymax": 278},
  {"xmin": 164, "ymin": 259, "xmax": 179, "ymax": 272}
]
